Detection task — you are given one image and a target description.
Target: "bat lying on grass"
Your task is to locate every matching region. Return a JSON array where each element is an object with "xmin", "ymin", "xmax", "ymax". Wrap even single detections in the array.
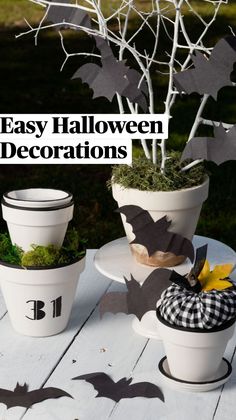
[
  {"xmin": 0, "ymin": 383, "xmax": 72, "ymax": 409},
  {"xmin": 117, "ymin": 205, "xmax": 194, "ymax": 261},
  {"xmin": 73, "ymin": 372, "xmax": 164, "ymax": 402}
]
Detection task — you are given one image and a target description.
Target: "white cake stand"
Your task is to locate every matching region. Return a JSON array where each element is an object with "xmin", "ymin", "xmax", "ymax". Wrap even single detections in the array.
[{"xmin": 94, "ymin": 235, "xmax": 236, "ymax": 339}]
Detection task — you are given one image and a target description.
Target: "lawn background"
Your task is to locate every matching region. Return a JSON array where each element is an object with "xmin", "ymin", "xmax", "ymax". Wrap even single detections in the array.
[{"xmin": 0, "ymin": 0, "xmax": 235, "ymax": 250}]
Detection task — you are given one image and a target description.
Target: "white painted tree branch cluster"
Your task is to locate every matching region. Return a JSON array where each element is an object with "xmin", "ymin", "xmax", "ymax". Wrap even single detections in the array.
[{"xmin": 18, "ymin": 0, "xmax": 228, "ymax": 171}]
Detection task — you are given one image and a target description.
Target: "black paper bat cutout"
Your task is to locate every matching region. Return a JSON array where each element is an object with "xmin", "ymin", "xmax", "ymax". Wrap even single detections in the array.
[
  {"xmin": 0, "ymin": 383, "xmax": 72, "ymax": 409},
  {"xmin": 72, "ymin": 37, "xmax": 148, "ymax": 110},
  {"xmin": 181, "ymin": 123, "xmax": 236, "ymax": 165},
  {"xmin": 99, "ymin": 246, "xmax": 207, "ymax": 319},
  {"xmin": 47, "ymin": 0, "xmax": 91, "ymax": 30},
  {"xmin": 99, "ymin": 268, "xmax": 173, "ymax": 320},
  {"xmin": 72, "ymin": 372, "xmax": 164, "ymax": 403},
  {"xmin": 117, "ymin": 205, "xmax": 194, "ymax": 262},
  {"xmin": 174, "ymin": 36, "xmax": 236, "ymax": 99}
]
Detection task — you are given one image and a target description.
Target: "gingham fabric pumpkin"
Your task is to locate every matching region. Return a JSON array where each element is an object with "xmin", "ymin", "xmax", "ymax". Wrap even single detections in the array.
[{"xmin": 159, "ymin": 283, "xmax": 236, "ymax": 329}]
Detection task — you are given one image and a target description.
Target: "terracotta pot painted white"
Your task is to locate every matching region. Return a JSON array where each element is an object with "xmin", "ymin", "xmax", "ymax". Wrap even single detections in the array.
[
  {"xmin": 156, "ymin": 309, "xmax": 235, "ymax": 382},
  {"xmin": 1, "ymin": 200, "xmax": 74, "ymax": 251},
  {"xmin": 112, "ymin": 178, "xmax": 209, "ymax": 267},
  {"xmin": 0, "ymin": 256, "xmax": 85, "ymax": 337},
  {"xmin": 3, "ymin": 188, "xmax": 73, "ymax": 208}
]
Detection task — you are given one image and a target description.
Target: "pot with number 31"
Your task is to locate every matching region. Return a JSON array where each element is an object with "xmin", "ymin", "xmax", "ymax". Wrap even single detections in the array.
[{"xmin": 0, "ymin": 256, "xmax": 85, "ymax": 337}]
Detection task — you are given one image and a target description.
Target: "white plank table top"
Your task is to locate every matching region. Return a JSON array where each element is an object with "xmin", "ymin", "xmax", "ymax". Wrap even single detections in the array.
[{"xmin": 0, "ymin": 250, "xmax": 235, "ymax": 420}]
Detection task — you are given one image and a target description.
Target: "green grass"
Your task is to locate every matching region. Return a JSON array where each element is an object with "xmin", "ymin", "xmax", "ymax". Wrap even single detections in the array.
[
  {"xmin": 0, "ymin": 1, "xmax": 235, "ymax": 250},
  {"xmin": 0, "ymin": 0, "xmax": 43, "ymax": 26}
]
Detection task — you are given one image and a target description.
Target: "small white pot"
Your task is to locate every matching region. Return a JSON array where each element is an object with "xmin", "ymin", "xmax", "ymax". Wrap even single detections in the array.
[
  {"xmin": 3, "ymin": 188, "xmax": 73, "ymax": 208},
  {"xmin": 112, "ymin": 178, "xmax": 209, "ymax": 267},
  {"xmin": 0, "ymin": 256, "xmax": 85, "ymax": 337},
  {"xmin": 156, "ymin": 309, "xmax": 235, "ymax": 382},
  {"xmin": 1, "ymin": 200, "xmax": 74, "ymax": 251}
]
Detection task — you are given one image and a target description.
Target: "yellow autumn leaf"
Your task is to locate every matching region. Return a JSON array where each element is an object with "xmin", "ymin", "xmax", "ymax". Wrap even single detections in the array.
[
  {"xmin": 198, "ymin": 260, "xmax": 210, "ymax": 282},
  {"xmin": 198, "ymin": 260, "xmax": 233, "ymax": 292}
]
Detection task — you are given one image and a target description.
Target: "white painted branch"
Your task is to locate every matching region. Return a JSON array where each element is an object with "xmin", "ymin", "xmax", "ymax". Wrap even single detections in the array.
[
  {"xmin": 199, "ymin": 119, "xmax": 234, "ymax": 129},
  {"xmin": 187, "ymin": 94, "xmax": 209, "ymax": 141},
  {"xmin": 152, "ymin": 139, "xmax": 158, "ymax": 165},
  {"xmin": 28, "ymin": 0, "xmax": 95, "ymax": 13},
  {"xmin": 141, "ymin": 140, "xmax": 151, "ymax": 160},
  {"xmin": 23, "ymin": 0, "xmax": 226, "ymax": 171},
  {"xmin": 160, "ymin": 0, "xmax": 183, "ymax": 172},
  {"xmin": 181, "ymin": 159, "xmax": 203, "ymax": 172}
]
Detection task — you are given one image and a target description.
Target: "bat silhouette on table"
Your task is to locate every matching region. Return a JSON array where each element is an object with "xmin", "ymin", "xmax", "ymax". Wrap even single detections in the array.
[
  {"xmin": 99, "ymin": 268, "xmax": 173, "ymax": 320},
  {"xmin": 99, "ymin": 245, "xmax": 207, "ymax": 319},
  {"xmin": 0, "ymin": 383, "xmax": 72, "ymax": 409},
  {"xmin": 47, "ymin": 0, "xmax": 91, "ymax": 30},
  {"xmin": 72, "ymin": 37, "xmax": 148, "ymax": 111},
  {"xmin": 174, "ymin": 35, "xmax": 236, "ymax": 99},
  {"xmin": 117, "ymin": 205, "xmax": 194, "ymax": 262},
  {"xmin": 72, "ymin": 372, "xmax": 164, "ymax": 403},
  {"xmin": 181, "ymin": 123, "xmax": 236, "ymax": 165}
]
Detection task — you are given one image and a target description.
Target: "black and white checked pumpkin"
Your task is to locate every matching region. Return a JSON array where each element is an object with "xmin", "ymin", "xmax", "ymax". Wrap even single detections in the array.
[{"xmin": 159, "ymin": 284, "xmax": 236, "ymax": 329}]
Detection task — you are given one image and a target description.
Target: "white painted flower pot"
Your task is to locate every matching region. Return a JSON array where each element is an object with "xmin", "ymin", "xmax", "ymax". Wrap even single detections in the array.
[
  {"xmin": 3, "ymin": 188, "xmax": 73, "ymax": 209},
  {"xmin": 1, "ymin": 200, "xmax": 74, "ymax": 251},
  {"xmin": 156, "ymin": 309, "xmax": 235, "ymax": 382},
  {"xmin": 0, "ymin": 256, "xmax": 85, "ymax": 337},
  {"xmin": 112, "ymin": 178, "xmax": 209, "ymax": 267}
]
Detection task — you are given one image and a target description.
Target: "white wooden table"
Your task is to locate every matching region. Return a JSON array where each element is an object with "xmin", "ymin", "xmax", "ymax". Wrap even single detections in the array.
[{"xmin": 0, "ymin": 250, "xmax": 236, "ymax": 420}]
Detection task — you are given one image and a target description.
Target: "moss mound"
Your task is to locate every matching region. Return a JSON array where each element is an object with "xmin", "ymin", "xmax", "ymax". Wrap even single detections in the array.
[
  {"xmin": 110, "ymin": 152, "xmax": 207, "ymax": 192},
  {"xmin": 0, "ymin": 228, "xmax": 86, "ymax": 267}
]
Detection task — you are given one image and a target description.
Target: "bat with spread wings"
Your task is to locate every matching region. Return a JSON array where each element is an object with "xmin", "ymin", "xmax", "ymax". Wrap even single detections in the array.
[
  {"xmin": 0, "ymin": 383, "xmax": 72, "ymax": 409},
  {"xmin": 72, "ymin": 38, "xmax": 148, "ymax": 111},
  {"xmin": 99, "ymin": 268, "xmax": 173, "ymax": 320},
  {"xmin": 46, "ymin": 0, "xmax": 91, "ymax": 30},
  {"xmin": 181, "ymin": 123, "xmax": 236, "ymax": 165},
  {"xmin": 99, "ymin": 246, "xmax": 207, "ymax": 319},
  {"xmin": 174, "ymin": 35, "xmax": 236, "ymax": 100},
  {"xmin": 72, "ymin": 372, "xmax": 164, "ymax": 402},
  {"xmin": 116, "ymin": 205, "xmax": 194, "ymax": 262}
]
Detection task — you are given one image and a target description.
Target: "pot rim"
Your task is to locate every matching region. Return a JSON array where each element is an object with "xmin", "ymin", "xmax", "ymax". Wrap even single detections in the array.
[
  {"xmin": 158, "ymin": 356, "xmax": 232, "ymax": 385},
  {"xmin": 0, "ymin": 253, "xmax": 86, "ymax": 271},
  {"xmin": 112, "ymin": 175, "xmax": 209, "ymax": 194},
  {"xmin": 1, "ymin": 198, "xmax": 74, "ymax": 212},
  {"xmin": 4, "ymin": 188, "xmax": 72, "ymax": 204},
  {"xmin": 156, "ymin": 307, "xmax": 236, "ymax": 333}
]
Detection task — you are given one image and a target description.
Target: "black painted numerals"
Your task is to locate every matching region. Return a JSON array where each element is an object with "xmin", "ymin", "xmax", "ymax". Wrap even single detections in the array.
[{"xmin": 26, "ymin": 297, "xmax": 62, "ymax": 320}]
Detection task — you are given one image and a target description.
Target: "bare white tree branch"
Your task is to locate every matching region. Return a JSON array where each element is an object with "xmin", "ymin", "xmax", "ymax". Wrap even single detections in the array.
[{"xmin": 21, "ymin": 0, "xmax": 228, "ymax": 170}]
